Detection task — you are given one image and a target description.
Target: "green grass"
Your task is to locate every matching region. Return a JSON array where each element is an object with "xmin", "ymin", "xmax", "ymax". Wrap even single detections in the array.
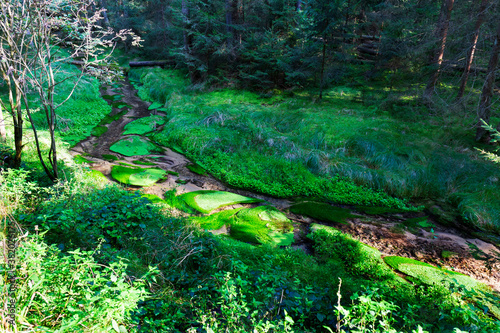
[{"xmin": 131, "ymin": 67, "xmax": 500, "ymax": 234}]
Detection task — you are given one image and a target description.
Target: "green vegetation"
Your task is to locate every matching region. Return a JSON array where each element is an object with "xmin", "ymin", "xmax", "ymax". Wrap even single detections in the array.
[
  {"xmin": 186, "ymin": 163, "xmax": 208, "ymax": 175},
  {"xmin": 91, "ymin": 125, "xmax": 108, "ymax": 137},
  {"xmin": 110, "ymin": 136, "xmax": 162, "ymax": 156},
  {"xmin": 230, "ymin": 206, "xmax": 294, "ymax": 246},
  {"xmin": 111, "ymin": 165, "xmax": 167, "ymax": 186},
  {"xmin": 123, "ymin": 115, "xmax": 166, "ymax": 135},
  {"xmin": 178, "ymin": 190, "xmax": 264, "ymax": 214},
  {"xmin": 290, "ymin": 201, "xmax": 356, "ymax": 224},
  {"xmin": 131, "ymin": 67, "xmax": 500, "ymax": 235}
]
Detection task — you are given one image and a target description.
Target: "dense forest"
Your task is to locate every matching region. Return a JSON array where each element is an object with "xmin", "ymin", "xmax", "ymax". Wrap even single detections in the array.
[{"xmin": 1, "ymin": 0, "xmax": 500, "ymax": 332}]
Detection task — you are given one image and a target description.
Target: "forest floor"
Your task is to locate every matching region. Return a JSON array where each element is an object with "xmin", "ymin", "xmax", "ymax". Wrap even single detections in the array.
[{"xmin": 70, "ymin": 76, "xmax": 500, "ymax": 293}]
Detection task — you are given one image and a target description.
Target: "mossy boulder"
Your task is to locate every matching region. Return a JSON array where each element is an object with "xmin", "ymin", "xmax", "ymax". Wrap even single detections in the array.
[
  {"xmin": 123, "ymin": 115, "xmax": 166, "ymax": 135},
  {"xmin": 384, "ymin": 256, "xmax": 483, "ymax": 290},
  {"xmin": 194, "ymin": 208, "xmax": 242, "ymax": 230},
  {"xmin": 110, "ymin": 136, "xmax": 161, "ymax": 156},
  {"xmin": 383, "ymin": 255, "xmax": 500, "ymax": 319},
  {"xmin": 178, "ymin": 190, "xmax": 264, "ymax": 214},
  {"xmin": 230, "ymin": 206, "xmax": 294, "ymax": 246},
  {"xmin": 290, "ymin": 201, "xmax": 355, "ymax": 224},
  {"xmin": 111, "ymin": 165, "xmax": 167, "ymax": 187}
]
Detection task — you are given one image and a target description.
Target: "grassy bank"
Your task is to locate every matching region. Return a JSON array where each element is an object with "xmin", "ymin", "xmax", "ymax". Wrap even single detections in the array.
[{"xmin": 130, "ymin": 67, "xmax": 500, "ymax": 234}]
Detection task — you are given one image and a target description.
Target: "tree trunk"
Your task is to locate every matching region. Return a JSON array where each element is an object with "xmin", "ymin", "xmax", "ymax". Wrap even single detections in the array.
[
  {"xmin": 476, "ymin": 20, "xmax": 500, "ymax": 142},
  {"xmin": 0, "ymin": 103, "xmax": 6, "ymax": 142},
  {"xmin": 181, "ymin": 0, "xmax": 197, "ymax": 83},
  {"xmin": 457, "ymin": 0, "xmax": 488, "ymax": 100},
  {"xmin": 424, "ymin": 0, "xmax": 455, "ymax": 99},
  {"xmin": 319, "ymin": 40, "xmax": 327, "ymax": 100}
]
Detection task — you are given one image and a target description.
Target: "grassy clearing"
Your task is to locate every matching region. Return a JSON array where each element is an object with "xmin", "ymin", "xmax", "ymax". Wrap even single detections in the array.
[{"xmin": 130, "ymin": 67, "xmax": 500, "ymax": 234}]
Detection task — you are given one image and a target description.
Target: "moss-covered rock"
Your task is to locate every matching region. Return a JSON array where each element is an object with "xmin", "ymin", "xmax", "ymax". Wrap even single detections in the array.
[
  {"xmin": 110, "ymin": 136, "xmax": 161, "ymax": 156},
  {"xmin": 111, "ymin": 165, "xmax": 167, "ymax": 186},
  {"xmin": 290, "ymin": 201, "xmax": 355, "ymax": 224},
  {"xmin": 230, "ymin": 206, "xmax": 294, "ymax": 246},
  {"xmin": 178, "ymin": 190, "xmax": 263, "ymax": 214},
  {"xmin": 123, "ymin": 115, "xmax": 166, "ymax": 135}
]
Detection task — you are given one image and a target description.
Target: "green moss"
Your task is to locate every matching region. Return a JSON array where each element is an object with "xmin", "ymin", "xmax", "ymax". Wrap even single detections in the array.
[
  {"xmin": 186, "ymin": 163, "xmax": 207, "ymax": 176},
  {"xmin": 102, "ymin": 154, "xmax": 119, "ymax": 161},
  {"xmin": 441, "ymin": 250, "xmax": 457, "ymax": 259},
  {"xmin": 112, "ymin": 102, "xmax": 129, "ymax": 109},
  {"xmin": 403, "ymin": 216, "xmax": 434, "ymax": 232},
  {"xmin": 88, "ymin": 170, "xmax": 108, "ymax": 183},
  {"xmin": 91, "ymin": 125, "xmax": 108, "ymax": 137},
  {"xmin": 167, "ymin": 170, "xmax": 179, "ymax": 176},
  {"xmin": 193, "ymin": 208, "xmax": 242, "ymax": 230},
  {"xmin": 123, "ymin": 115, "xmax": 165, "ymax": 135},
  {"xmin": 290, "ymin": 202, "xmax": 355, "ymax": 224},
  {"xmin": 99, "ymin": 110, "xmax": 128, "ymax": 125},
  {"xmin": 132, "ymin": 160, "xmax": 157, "ymax": 166},
  {"xmin": 148, "ymin": 101, "xmax": 164, "ymax": 110},
  {"xmin": 111, "ymin": 165, "xmax": 167, "ymax": 187},
  {"xmin": 74, "ymin": 155, "xmax": 95, "ymax": 164},
  {"xmin": 309, "ymin": 224, "xmax": 401, "ymax": 282},
  {"xmin": 355, "ymin": 206, "xmax": 407, "ymax": 215},
  {"xmin": 383, "ymin": 256, "xmax": 484, "ymax": 291},
  {"xmin": 178, "ymin": 190, "xmax": 264, "ymax": 214},
  {"xmin": 230, "ymin": 206, "xmax": 294, "ymax": 246},
  {"xmin": 141, "ymin": 193, "xmax": 165, "ymax": 204},
  {"xmin": 119, "ymin": 162, "xmax": 137, "ymax": 167},
  {"xmin": 110, "ymin": 136, "xmax": 161, "ymax": 157}
]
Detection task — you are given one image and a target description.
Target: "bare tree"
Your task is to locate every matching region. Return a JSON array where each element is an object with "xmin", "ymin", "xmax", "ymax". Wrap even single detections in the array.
[{"xmin": 0, "ymin": 0, "xmax": 140, "ymax": 180}]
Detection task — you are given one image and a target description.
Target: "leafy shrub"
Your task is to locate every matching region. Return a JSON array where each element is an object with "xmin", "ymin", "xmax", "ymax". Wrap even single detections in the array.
[
  {"xmin": 20, "ymin": 186, "xmax": 156, "ymax": 249},
  {"xmin": 0, "ymin": 233, "xmax": 151, "ymax": 332}
]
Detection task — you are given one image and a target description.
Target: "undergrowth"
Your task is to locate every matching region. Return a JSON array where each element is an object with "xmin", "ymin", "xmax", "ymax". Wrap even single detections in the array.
[{"xmin": 130, "ymin": 67, "xmax": 500, "ymax": 233}]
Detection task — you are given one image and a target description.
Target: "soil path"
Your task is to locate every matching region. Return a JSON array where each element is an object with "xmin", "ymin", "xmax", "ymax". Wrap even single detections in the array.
[{"xmin": 70, "ymin": 77, "xmax": 500, "ymax": 292}]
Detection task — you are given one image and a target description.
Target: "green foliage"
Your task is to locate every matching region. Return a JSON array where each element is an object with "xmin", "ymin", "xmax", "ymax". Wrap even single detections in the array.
[
  {"xmin": 290, "ymin": 201, "xmax": 355, "ymax": 224},
  {"xmin": 110, "ymin": 136, "xmax": 162, "ymax": 156},
  {"xmin": 111, "ymin": 165, "xmax": 167, "ymax": 187},
  {"xmin": 0, "ymin": 168, "xmax": 44, "ymax": 214},
  {"xmin": 20, "ymin": 186, "xmax": 156, "ymax": 249},
  {"xmin": 0, "ymin": 233, "xmax": 151, "ymax": 331}
]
